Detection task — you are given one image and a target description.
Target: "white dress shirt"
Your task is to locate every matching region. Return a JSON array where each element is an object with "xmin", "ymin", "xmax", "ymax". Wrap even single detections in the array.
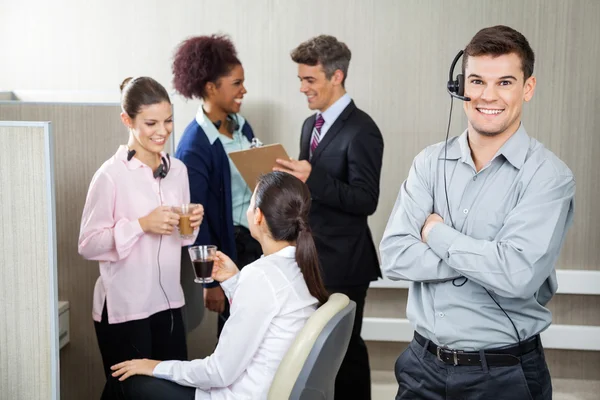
[
  {"xmin": 315, "ymin": 92, "xmax": 352, "ymax": 140},
  {"xmin": 153, "ymin": 246, "xmax": 318, "ymax": 399}
]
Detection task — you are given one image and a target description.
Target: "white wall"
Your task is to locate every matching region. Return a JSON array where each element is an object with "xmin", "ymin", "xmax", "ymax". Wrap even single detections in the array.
[{"xmin": 0, "ymin": 0, "xmax": 473, "ymax": 247}]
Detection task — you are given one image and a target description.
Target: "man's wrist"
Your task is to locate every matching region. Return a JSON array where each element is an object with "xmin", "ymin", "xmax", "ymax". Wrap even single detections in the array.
[{"xmin": 422, "ymin": 220, "xmax": 440, "ymax": 243}]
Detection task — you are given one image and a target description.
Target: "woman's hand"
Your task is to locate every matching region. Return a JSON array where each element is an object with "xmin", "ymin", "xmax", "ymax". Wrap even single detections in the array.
[
  {"xmin": 189, "ymin": 204, "xmax": 205, "ymax": 229},
  {"xmin": 110, "ymin": 359, "xmax": 161, "ymax": 381},
  {"xmin": 139, "ymin": 206, "xmax": 179, "ymax": 235},
  {"xmin": 212, "ymin": 251, "xmax": 239, "ymax": 283}
]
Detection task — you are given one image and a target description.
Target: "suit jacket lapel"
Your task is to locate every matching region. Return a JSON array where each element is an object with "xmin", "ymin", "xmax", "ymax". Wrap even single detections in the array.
[
  {"xmin": 311, "ymin": 101, "xmax": 356, "ymax": 164},
  {"xmin": 299, "ymin": 114, "xmax": 315, "ymax": 161}
]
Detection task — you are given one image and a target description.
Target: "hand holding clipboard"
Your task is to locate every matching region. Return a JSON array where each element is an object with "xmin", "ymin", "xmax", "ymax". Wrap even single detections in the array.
[
  {"xmin": 228, "ymin": 143, "xmax": 292, "ymax": 191},
  {"xmin": 272, "ymin": 157, "xmax": 312, "ymax": 184}
]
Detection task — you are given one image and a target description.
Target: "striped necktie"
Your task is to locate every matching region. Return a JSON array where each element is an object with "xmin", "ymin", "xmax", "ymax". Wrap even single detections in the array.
[{"xmin": 310, "ymin": 114, "xmax": 325, "ymax": 157}]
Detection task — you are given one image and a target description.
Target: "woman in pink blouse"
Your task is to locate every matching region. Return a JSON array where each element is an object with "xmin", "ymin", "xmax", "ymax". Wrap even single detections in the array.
[{"xmin": 78, "ymin": 77, "xmax": 204, "ymax": 399}]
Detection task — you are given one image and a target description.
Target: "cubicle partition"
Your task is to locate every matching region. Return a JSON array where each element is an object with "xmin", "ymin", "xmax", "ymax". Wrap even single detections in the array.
[
  {"xmin": 0, "ymin": 98, "xmax": 198, "ymax": 399},
  {"xmin": 0, "ymin": 102, "xmax": 126, "ymax": 399},
  {"xmin": 0, "ymin": 121, "xmax": 59, "ymax": 400},
  {"xmin": 0, "ymin": 91, "xmax": 18, "ymax": 100}
]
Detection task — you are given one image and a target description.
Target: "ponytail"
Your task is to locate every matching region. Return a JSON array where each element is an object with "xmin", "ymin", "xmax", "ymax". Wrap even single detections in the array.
[
  {"xmin": 254, "ymin": 171, "xmax": 329, "ymax": 305},
  {"xmin": 296, "ymin": 224, "xmax": 329, "ymax": 305}
]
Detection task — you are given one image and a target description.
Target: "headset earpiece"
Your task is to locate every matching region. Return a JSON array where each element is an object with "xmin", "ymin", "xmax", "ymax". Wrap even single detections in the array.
[{"xmin": 447, "ymin": 50, "xmax": 471, "ymax": 102}]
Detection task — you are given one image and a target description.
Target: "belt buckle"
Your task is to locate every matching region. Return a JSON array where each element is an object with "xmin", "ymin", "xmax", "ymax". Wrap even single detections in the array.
[{"xmin": 437, "ymin": 347, "xmax": 460, "ymax": 366}]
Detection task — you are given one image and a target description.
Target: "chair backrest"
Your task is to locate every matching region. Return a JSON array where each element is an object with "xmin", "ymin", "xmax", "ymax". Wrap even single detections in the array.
[{"xmin": 268, "ymin": 293, "xmax": 356, "ymax": 400}]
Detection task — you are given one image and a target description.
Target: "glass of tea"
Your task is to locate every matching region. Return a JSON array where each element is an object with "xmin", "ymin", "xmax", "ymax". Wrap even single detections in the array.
[
  {"xmin": 172, "ymin": 204, "xmax": 199, "ymax": 239},
  {"xmin": 188, "ymin": 245, "xmax": 217, "ymax": 284}
]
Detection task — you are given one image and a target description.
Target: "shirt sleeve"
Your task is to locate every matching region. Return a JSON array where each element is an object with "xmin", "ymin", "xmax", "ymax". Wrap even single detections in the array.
[
  {"xmin": 152, "ymin": 267, "xmax": 279, "ymax": 389},
  {"xmin": 78, "ymin": 171, "xmax": 145, "ymax": 261},
  {"xmin": 220, "ymin": 272, "xmax": 241, "ymax": 300},
  {"xmin": 427, "ymin": 175, "xmax": 575, "ymax": 299},
  {"xmin": 380, "ymin": 149, "xmax": 461, "ymax": 282}
]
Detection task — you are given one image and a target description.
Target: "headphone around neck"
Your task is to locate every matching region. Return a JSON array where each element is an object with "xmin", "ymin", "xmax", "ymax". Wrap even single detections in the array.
[
  {"xmin": 127, "ymin": 149, "xmax": 171, "ymax": 179},
  {"xmin": 212, "ymin": 114, "xmax": 240, "ymax": 135}
]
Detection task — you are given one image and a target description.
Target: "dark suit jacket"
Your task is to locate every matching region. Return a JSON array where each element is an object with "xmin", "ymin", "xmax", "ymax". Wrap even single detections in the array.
[{"xmin": 300, "ymin": 100, "xmax": 384, "ymax": 287}]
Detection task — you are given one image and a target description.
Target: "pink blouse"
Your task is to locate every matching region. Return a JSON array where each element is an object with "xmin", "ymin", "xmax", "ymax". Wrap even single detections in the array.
[{"xmin": 79, "ymin": 145, "xmax": 197, "ymax": 324}]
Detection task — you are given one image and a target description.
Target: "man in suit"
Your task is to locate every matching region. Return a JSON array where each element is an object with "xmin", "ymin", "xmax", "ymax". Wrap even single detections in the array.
[{"xmin": 275, "ymin": 35, "xmax": 384, "ymax": 400}]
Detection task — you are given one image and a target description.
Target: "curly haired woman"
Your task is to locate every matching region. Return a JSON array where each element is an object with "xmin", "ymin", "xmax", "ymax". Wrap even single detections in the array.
[{"xmin": 172, "ymin": 35, "xmax": 262, "ymax": 337}]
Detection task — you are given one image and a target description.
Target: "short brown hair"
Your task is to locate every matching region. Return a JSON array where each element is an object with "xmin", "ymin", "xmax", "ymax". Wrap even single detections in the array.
[
  {"xmin": 463, "ymin": 25, "xmax": 535, "ymax": 81},
  {"xmin": 291, "ymin": 35, "xmax": 352, "ymax": 86}
]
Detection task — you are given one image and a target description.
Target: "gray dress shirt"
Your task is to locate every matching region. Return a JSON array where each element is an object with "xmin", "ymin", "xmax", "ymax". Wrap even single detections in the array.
[{"xmin": 380, "ymin": 124, "xmax": 575, "ymax": 350}]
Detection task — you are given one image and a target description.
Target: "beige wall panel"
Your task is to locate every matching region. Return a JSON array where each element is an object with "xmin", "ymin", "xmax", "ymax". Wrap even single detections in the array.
[
  {"xmin": 0, "ymin": 92, "xmax": 17, "ymax": 100},
  {"xmin": 0, "ymin": 104, "xmax": 126, "ymax": 399},
  {"xmin": 365, "ymin": 288, "xmax": 600, "ymax": 327},
  {"xmin": 547, "ymin": 295, "xmax": 600, "ymax": 326},
  {"xmin": 365, "ymin": 289, "xmax": 408, "ymax": 319},
  {"xmin": 0, "ymin": 123, "xmax": 57, "ymax": 399}
]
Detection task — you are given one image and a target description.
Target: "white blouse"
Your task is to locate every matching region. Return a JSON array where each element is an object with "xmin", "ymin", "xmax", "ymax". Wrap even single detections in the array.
[{"xmin": 153, "ymin": 246, "xmax": 319, "ymax": 400}]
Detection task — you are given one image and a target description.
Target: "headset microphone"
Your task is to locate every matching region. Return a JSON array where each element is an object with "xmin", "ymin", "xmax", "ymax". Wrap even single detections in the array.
[
  {"xmin": 447, "ymin": 50, "xmax": 472, "ymax": 102},
  {"xmin": 127, "ymin": 149, "xmax": 136, "ymax": 161}
]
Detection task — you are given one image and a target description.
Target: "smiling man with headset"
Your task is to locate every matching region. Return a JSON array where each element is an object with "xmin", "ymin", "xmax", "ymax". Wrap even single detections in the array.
[{"xmin": 380, "ymin": 25, "xmax": 575, "ymax": 399}]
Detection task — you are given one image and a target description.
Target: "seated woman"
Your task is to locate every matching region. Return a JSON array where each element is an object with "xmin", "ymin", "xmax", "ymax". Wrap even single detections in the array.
[{"xmin": 111, "ymin": 171, "xmax": 330, "ymax": 400}]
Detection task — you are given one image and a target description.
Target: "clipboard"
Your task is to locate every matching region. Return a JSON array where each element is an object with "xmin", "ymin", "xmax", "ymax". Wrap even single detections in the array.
[{"xmin": 228, "ymin": 143, "xmax": 291, "ymax": 191}]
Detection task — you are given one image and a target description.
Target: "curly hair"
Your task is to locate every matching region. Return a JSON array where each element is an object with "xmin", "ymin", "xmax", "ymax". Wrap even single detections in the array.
[
  {"xmin": 172, "ymin": 34, "xmax": 241, "ymax": 100},
  {"xmin": 290, "ymin": 35, "xmax": 352, "ymax": 86}
]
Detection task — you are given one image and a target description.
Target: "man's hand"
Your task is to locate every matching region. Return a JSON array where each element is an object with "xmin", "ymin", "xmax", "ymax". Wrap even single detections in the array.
[
  {"xmin": 421, "ymin": 213, "xmax": 444, "ymax": 243},
  {"xmin": 204, "ymin": 286, "xmax": 226, "ymax": 313},
  {"xmin": 273, "ymin": 158, "xmax": 312, "ymax": 183}
]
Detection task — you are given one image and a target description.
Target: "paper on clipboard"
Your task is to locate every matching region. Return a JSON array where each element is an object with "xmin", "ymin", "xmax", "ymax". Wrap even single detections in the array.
[{"xmin": 228, "ymin": 143, "xmax": 291, "ymax": 191}]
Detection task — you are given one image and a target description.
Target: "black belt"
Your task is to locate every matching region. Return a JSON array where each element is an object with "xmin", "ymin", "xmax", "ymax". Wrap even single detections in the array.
[{"xmin": 414, "ymin": 331, "xmax": 539, "ymax": 367}]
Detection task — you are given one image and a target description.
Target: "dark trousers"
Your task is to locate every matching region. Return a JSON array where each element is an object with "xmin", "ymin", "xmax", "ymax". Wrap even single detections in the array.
[
  {"xmin": 395, "ymin": 337, "xmax": 552, "ymax": 399},
  {"xmin": 94, "ymin": 304, "xmax": 187, "ymax": 400},
  {"xmin": 217, "ymin": 225, "xmax": 262, "ymax": 337},
  {"xmin": 118, "ymin": 376, "xmax": 195, "ymax": 400},
  {"xmin": 327, "ymin": 284, "xmax": 371, "ymax": 400}
]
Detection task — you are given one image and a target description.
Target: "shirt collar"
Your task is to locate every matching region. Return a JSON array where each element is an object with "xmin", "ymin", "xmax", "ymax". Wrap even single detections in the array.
[
  {"xmin": 318, "ymin": 93, "xmax": 352, "ymax": 124},
  {"xmin": 442, "ymin": 124, "xmax": 530, "ymax": 170},
  {"xmin": 263, "ymin": 245, "xmax": 296, "ymax": 259},
  {"xmin": 116, "ymin": 145, "xmax": 175, "ymax": 171},
  {"xmin": 438, "ymin": 133, "xmax": 463, "ymax": 161},
  {"xmin": 196, "ymin": 105, "xmax": 246, "ymax": 144},
  {"xmin": 495, "ymin": 124, "xmax": 529, "ymax": 169}
]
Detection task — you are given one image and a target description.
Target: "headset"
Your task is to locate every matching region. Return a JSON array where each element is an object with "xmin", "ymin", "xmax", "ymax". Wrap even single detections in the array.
[
  {"xmin": 213, "ymin": 114, "xmax": 240, "ymax": 135},
  {"xmin": 447, "ymin": 50, "xmax": 472, "ymax": 102},
  {"xmin": 126, "ymin": 148, "xmax": 175, "ymax": 335},
  {"xmin": 127, "ymin": 149, "xmax": 171, "ymax": 179},
  {"xmin": 445, "ymin": 50, "xmax": 522, "ymax": 350}
]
